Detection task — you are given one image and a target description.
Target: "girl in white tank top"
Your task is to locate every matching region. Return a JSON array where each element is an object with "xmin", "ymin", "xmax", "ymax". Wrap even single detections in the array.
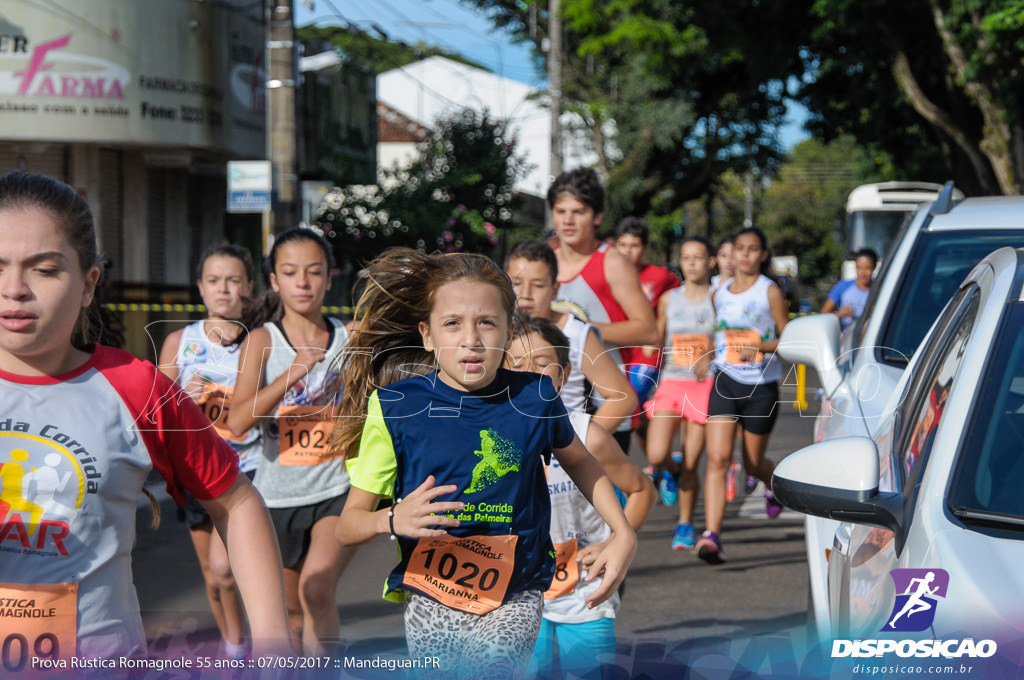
[
  {"xmin": 227, "ymin": 228, "xmax": 355, "ymax": 654},
  {"xmin": 157, "ymin": 244, "xmax": 260, "ymax": 659}
]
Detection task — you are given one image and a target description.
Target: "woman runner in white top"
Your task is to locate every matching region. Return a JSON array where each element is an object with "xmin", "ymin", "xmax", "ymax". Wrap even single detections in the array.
[
  {"xmin": 157, "ymin": 243, "xmax": 260, "ymax": 660},
  {"xmin": 696, "ymin": 227, "xmax": 789, "ymax": 565},
  {"xmin": 0, "ymin": 171, "xmax": 290, "ymax": 660}
]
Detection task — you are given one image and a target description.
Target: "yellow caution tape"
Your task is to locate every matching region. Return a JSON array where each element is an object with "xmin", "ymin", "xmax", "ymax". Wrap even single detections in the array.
[{"xmin": 104, "ymin": 303, "xmax": 353, "ymax": 315}]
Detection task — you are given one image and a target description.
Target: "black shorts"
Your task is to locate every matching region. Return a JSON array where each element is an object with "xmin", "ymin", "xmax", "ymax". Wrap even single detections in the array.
[
  {"xmin": 706, "ymin": 371, "xmax": 780, "ymax": 436},
  {"xmin": 176, "ymin": 469, "xmax": 256, "ymax": 529},
  {"xmin": 270, "ymin": 493, "xmax": 348, "ymax": 570}
]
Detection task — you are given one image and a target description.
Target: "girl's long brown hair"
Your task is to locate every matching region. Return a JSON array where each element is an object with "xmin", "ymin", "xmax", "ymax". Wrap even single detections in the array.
[{"xmin": 332, "ymin": 247, "xmax": 515, "ymax": 459}]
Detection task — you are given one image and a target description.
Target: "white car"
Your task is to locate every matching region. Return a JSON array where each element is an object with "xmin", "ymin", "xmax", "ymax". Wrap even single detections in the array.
[
  {"xmin": 774, "ymin": 246, "xmax": 1024, "ymax": 644},
  {"xmin": 778, "ymin": 188, "xmax": 1024, "ymax": 638}
]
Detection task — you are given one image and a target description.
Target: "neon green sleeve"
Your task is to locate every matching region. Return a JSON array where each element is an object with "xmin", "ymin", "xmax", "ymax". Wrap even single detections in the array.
[{"xmin": 345, "ymin": 391, "xmax": 397, "ymax": 498}]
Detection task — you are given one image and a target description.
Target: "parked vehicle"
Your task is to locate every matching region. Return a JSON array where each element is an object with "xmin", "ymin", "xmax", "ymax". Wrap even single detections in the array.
[
  {"xmin": 840, "ymin": 181, "xmax": 963, "ymax": 279},
  {"xmin": 774, "ymin": 246, "xmax": 1024, "ymax": 642},
  {"xmin": 778, "ymin": 186, "xmax": 1024, "ymax": 638}
]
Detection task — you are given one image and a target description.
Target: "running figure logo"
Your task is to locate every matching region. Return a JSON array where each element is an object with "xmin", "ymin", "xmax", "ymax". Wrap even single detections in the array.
[
  {"xmin": 882, "ymin": 568, "xmax": 949, "ymax": 632},
  {"xmin": 465, "ymin": 429, "xmax": 521, "ymax": 494}
]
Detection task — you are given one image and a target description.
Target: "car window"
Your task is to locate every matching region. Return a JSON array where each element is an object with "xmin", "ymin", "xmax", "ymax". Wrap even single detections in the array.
[
  {"xmin": 878, "ymin": 231, "xmax": 1024, "ymax": 366},
  {"xmin": 949, "ymin": 303, "xmax": 1024, "ymax": 524},
  {"xmin": 895, "ymin": 285, "xmax": 978, "ymax": 489}
]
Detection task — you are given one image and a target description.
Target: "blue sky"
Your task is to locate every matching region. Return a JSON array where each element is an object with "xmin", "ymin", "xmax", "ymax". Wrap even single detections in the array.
[{"xmin": 295, "ymin": 0, "xmax": 809, "ymax": 148}]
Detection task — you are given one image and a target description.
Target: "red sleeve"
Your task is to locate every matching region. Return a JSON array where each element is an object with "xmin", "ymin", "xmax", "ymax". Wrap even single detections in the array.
[{"xmin": 93, "ymin": 346, "xmax": 239, "ymax": 504}]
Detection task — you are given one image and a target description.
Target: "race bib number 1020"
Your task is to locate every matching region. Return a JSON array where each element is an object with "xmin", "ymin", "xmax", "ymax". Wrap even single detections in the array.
[{"xmin": 403, "ymin": 535, "xmax": 518, "ymax": 614}]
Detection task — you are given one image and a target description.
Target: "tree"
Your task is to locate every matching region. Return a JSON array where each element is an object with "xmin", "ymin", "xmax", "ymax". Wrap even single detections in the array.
[
  {"xmin": 800, "ymin": 0, "xmax": 1024, "ymax": 195},
  {"xmin": 466, "ymin": 0, "xmax": 813, "ymax": 226},
  {"xmin": 314, "ymin": 108, "xmax": 527, "ymax": 267}
]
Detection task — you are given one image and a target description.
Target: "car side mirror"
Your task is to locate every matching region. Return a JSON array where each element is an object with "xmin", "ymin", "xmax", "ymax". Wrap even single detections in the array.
[
  {"xmin": 778, "ymin": 314, "xmax": 844, "ymax": 398},
  {"xmin": 772, "ymin": 437, "xmax": 903, "ymax": 543}
]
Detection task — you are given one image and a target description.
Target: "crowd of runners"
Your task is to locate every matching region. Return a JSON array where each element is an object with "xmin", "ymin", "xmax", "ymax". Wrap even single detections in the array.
[{"xmin": 0, "ymin": 168, "xmax": 795, "ymax": 678}]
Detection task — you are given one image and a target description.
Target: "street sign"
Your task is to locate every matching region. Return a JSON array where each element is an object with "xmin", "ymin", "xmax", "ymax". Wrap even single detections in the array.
[{"xmin": 227, "ymin": 160, "xmax": 272, "ymax": 213}]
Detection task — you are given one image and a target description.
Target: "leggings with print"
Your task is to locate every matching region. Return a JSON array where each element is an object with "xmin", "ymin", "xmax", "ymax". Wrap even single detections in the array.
[{"xmin": 404, "ymin": 589, "xmax": 543, "ymax": 680}]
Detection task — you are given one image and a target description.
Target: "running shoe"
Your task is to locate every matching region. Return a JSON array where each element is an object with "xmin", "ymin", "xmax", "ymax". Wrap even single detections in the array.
[
  {"xmin": 643, "ymin": 465, "xmax": 655, "ymax": 485},
  {"xmin": 672, "ymin": 523, "xmax": 696, "ymax": 551},
  {"xmin": 725, "ymin": 461, "xmax": 738, "ymax": 501},
  {"xmin": 670, "ymin": 451, "xmax": 684, "ymax": 466},
  {"xmin": 695, "ymin": 530, "xmax": 726, "ymax": 564},
  {"xmin": 745, "ymin": 474, "xmax": 758, "ymax": 494},
  {"xmin": 765, "ymin": 491, "xmax": 784, "ymax": 519},
  {"xmin": 659, "ymin": 470, "xmax": 678, "ymax": 506}
]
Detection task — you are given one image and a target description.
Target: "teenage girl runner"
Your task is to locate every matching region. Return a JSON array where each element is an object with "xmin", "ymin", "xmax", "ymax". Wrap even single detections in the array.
[
  {"xmin": 506, "ymin": 315, "xmax": 654, "ymax": 678},
  {"xmin": 696, "ymin": 227, "xmax": 789, "ymax": 564},
  {"xmin": 0, "ymin": 171, "xmax": 290, "ymax": 659},
  {"xmin": 505, "ymin": 238, "xmax": 636, "ymax": 432},
  {"xmin": 227, "ymin": 227, "xmax": 355, "ymax": 654},
  {"xmin": 157, "ymin": 244, "xmax": 259, "ymax": 660},
  {"xmin": 644, "ymin": 236, "xmax": 716, "ymax": 551},
  {"xmin": 334, "ymin": 248, "xmax": 637, "ymax": 680}
]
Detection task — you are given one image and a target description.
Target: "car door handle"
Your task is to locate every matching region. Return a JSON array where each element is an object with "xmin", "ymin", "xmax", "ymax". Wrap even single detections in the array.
[{"xmin": 833, "ymin": 523, "xmax": 853, "ymax": 556}]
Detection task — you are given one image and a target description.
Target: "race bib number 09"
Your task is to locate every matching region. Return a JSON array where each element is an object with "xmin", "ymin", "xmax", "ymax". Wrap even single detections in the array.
[
  {"xmin": 403, "ymin": 535, "xmax": 518, "ymax": 614},
  {"xmin": 277, "ymin": 405, "xmax": 341, "ymax": 466},
  {"xmin": 0, "ymin": 582, "xmax": 77, "ymax": 674}
]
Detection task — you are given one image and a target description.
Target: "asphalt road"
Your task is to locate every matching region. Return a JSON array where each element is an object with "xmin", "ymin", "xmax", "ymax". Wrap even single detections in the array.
[{"xmin": 132, "ymin": 368, "xmax": 826, "ymax": 678}]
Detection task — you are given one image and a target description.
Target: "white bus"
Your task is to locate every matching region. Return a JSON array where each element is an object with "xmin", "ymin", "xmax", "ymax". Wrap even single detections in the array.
[{"xmin": 842, "ymin": 181, "xmax": 964, "ymax": 278}]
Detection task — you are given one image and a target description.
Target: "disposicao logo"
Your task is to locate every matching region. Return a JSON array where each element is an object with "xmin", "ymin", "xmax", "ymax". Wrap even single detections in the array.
[
  {"xmin": 831, "ymin": 567, "xmax": 997, "ymax": 660},
  {"xmin": 883, "ymin": 568, "xmax": 948, "ymax": 632}
]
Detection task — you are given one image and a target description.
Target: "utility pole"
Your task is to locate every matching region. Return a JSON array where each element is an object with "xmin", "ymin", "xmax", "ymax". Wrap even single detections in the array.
[
  {"xmin": 548, "ymin": 0, "xmax": 563, "ymax": 179},
  {"xmin": 267, "ymin": 0, "xmax": 298, "ymax": 240}
]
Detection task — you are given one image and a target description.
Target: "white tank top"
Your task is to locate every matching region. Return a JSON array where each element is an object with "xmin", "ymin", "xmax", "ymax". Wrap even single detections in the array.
[
  {"xmin": 542, "ymin": 411, "xmax": 618, "ymax": 623},
  {"xmin": 176, "ymin": 321, "xmax": 260, "ymax": 472},
  {"xmin": 558, "ymin": 314, "xmax": 592, "ymax": 413},
  {"xmin": 712, "ymin": 275, "xmax": 781, "ymax": 384},
  {"xmin": 660, "ymin": 285, "xmax": 715, "ymax": 382},
  {"xmin": 253, "ymin": 318, "xmax": 351, "ymax": 507}
]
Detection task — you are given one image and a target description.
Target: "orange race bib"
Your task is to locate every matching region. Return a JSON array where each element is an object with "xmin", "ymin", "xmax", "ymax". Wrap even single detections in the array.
[
  {"xmin": 277, "ymin": 405, "xmax": 341, "ymax": 466},
  {"xmin": 0, "ymin": 582, "xmax": 78, "ymax": 673},
  {"xmin": 544, "ymin": 539, "xmax": 580, "ymax": 600},
  {"xmin": 723, "ymin": 329, "xmax": 764, "ymax": 364},
  {"xmin": 403, "ymin": 534, "xmax": 518, "ymax": 614},
  {"xmin": 670, "ymin": 334, "xmax": 710, "ymax": 367},
  {"xmin": 195, "ymin": 384, "xmax": 245, "ymax": 442}
]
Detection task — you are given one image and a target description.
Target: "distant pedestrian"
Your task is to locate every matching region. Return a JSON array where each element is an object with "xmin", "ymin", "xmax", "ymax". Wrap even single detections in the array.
[
  {"xmin": 821, "ymin": 248, "xmax": 878, "ymax": 331},
  {"xmin": 710, "ymin": 235, "xmax": 735, "ymax": 290}
]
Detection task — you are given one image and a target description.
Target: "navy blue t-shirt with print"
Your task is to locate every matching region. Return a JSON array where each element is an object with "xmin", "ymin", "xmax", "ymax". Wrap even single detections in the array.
[{"xmin": 347, "ymin": 368, "xmax": 576, "ymax": 605}]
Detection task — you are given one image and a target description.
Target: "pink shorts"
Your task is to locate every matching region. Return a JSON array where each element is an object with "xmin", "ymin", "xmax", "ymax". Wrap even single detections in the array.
[{"xmin": 644, "ymin": 378, "xmax": 713, "ymax": 425}]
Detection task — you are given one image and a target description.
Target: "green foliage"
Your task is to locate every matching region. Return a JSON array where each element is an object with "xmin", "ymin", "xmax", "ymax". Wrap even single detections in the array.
[
  {"xmin": 296, "ymin": 24, "xmax": 485, "ymax": 74},
  {"xmin": 758, "ymin": 137, "xmax": 885, "ymax": 301},
  {"xmin": 314, "ymin": 109, "xmax": 526, "ymax": 267}
]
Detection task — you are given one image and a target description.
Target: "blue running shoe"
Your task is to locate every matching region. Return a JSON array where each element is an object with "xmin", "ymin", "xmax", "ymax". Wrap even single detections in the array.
[
  {"xmin": 672, "ymin": 523, "xmax": 695, "ymax": 551},
  {"xmin": 659, "ymin": 470, "xmax": 678, "ymax": 506}
]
